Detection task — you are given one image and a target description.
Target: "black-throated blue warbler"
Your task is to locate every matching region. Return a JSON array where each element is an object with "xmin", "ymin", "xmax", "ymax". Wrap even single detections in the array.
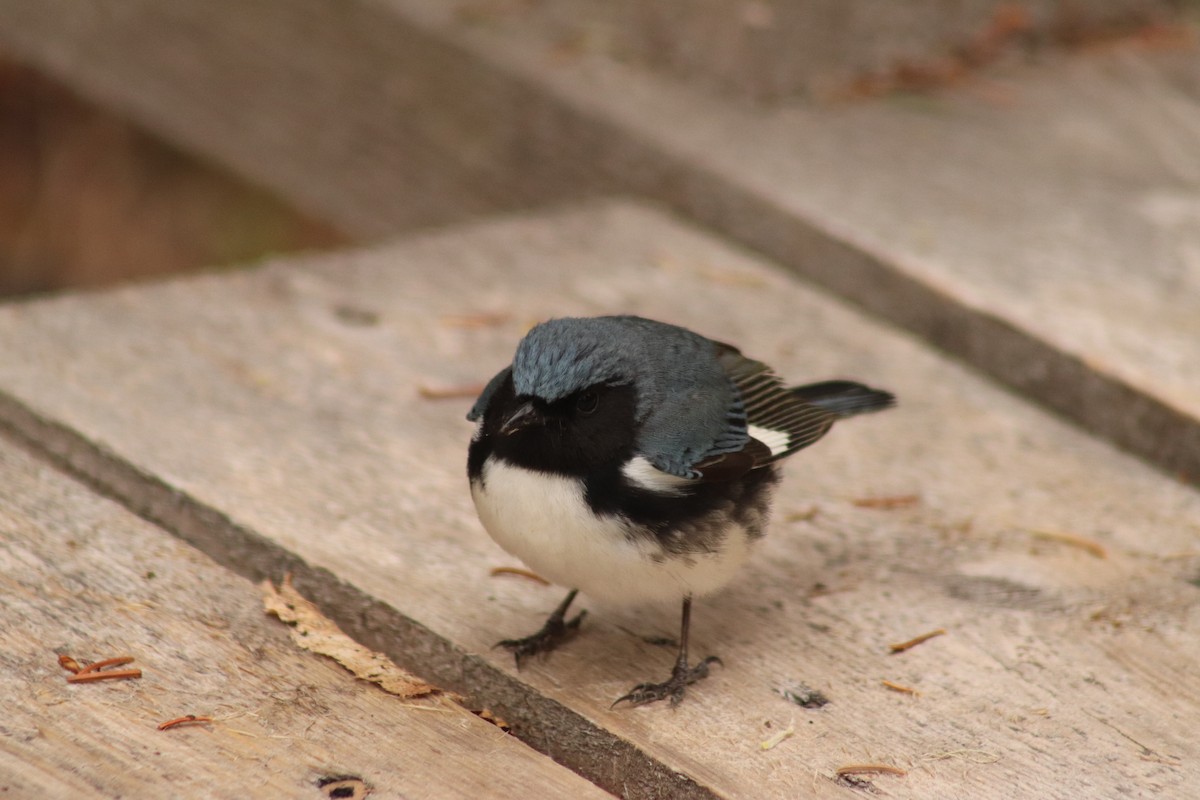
[{"xmin": 467, "ymin": 315, "xmax": 894, "ymax": 707}]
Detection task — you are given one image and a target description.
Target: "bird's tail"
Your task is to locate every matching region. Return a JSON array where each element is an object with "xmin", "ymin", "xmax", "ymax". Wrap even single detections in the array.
[{"xmin": 790, "ymin": 380, "xmax": 895, "ymax": 418}]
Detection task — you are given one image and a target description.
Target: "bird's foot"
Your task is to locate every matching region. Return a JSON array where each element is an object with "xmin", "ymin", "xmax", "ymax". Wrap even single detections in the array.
[
  {"xmin": 612, "ymin": 655, "xmax": 722, "ymax": 708},
  {"xmin": 496, "ymin": 609, "xmax": 586, "ymax": 667}
]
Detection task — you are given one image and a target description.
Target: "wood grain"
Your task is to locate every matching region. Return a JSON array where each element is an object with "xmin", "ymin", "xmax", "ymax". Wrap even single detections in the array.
[
  {"xmin": 0, "ymin": 441, "xmax": 613, "ymax": 799},
  {"xmin": 0, "ymin": 202, "xmax": 1197, "ymax": 798},
  {"xmin": 0, "ymin": 0, "xmax": 1196, "ymax": 488}
]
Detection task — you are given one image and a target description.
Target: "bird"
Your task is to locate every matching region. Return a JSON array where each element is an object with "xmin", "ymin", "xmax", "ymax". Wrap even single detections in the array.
[{"xmin": 466, "ymin": 315, "xmax": 894, "ymax": 707}]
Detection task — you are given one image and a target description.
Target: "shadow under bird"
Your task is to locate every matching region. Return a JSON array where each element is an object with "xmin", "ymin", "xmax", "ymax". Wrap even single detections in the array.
[{"xmin": 467, "ymin": 315, "xmax": 894, "ymax": 707}]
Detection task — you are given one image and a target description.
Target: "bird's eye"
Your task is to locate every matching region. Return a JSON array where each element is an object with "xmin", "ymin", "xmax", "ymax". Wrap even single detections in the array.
[{"xmin": 575, "ymin": 390, "xmax": 599, "ymax": 416}]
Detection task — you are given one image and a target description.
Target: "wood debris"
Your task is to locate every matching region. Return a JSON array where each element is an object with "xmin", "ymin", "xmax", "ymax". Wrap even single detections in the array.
[
  {"xmin": 825, "ymin": 4, "xmax": 1033, "ymax": 100},
  {"xmin": 851, "ymin": 494, "xmax": 920, "ymax": 510},
  {"xmin": 417, "ymin": 383, "xmax": 486, "ymax": 400},
  {"xmin": 1140, "ymin": 752, "xmax": 1183, "ymax": 768},
  {"xmin": 881, "ymin": 680, "xmax": 921, "ymax": 696},
  {"xmin": 1030, "ymin": 528, "xmax": 1107, "ymax": 559},
  {"xmin": 157, "ymin": 714, "xmax": 214, "ymax": 731},
  {"xmin": 778, "ymin": 684, "xmax": 830, "ymax": 709},
  {"xmin": 474, "ymin": 708, "xmax": 511, "ymax": 731},
  {"xmin": 59, "ymin": 653, "xmax": 143, "ymax": 683},
  {"xmin": 888, "ymin": 628, "xmax": 946, "ymax": 654},
  {"xmin": 759, "ymin": 721, "xmax": 796, "ymax": 751},
  {"xmin": 489, "ymin": 566, "xmax": 551, "ymax": 585},
  {"xmin": 66, "ymin": 670, "xmax": 143, "ymax": 683},
  {"xmin": 262, "ymin": 575, "xmax": 442, "ymax": 700}
]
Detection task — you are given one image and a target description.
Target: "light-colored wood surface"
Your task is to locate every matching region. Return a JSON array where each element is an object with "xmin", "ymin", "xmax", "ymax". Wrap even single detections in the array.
[
  {"xmin": 444, "ymin": 7, "xmax": 1200, "ymax": 483},
  {"xmin": 0, "ymin": 441, "xmax": 614, "ymax": 799},
  {"xmin": 0, "ymin": 0, "xmax": 1196, "ymax": 485},
  {"xmin": 0, "ymin": 201, "xmax": 1196, "ymax": 798},
  {"xmin": 431, "ymin": 0, "xmax": 1178, "ymax": 100}
]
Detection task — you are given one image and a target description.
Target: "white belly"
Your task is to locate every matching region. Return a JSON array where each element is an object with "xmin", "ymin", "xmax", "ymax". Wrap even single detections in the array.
[{"xmin": 471, "ymin": 459, "xmax": 751, "ymax": 606}]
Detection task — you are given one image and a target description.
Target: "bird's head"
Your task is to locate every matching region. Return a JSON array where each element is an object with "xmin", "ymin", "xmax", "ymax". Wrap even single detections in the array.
[{"xmin": 469, "ymin": 316, "xmax": 749, "ymax": 478}]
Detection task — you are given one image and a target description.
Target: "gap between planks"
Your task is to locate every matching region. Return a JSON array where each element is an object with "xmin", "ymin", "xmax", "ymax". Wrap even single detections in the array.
[{"xmin": 0, "ymin": 387, "xmax": 717, "ymax": 800}]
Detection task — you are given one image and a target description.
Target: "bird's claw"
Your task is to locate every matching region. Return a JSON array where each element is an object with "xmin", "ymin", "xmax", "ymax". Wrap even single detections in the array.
[
  {"xmin": 495, "ymin": 609, "xmax": 587, "ymax": 667},
  {"xmin": 612, "ymin": 655, "xmax": 722, "ymax": 708}
]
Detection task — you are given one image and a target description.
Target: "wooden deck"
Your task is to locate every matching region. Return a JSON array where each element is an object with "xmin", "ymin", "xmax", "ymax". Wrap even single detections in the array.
[
  {"xmin": 1, "ymin": 2, "xmax": 1198, "ymax": 795},
  {"xmin": 2, "ymin": 0, "xmax": 1197, "ymax": 486},
  {"xmin": 0, "ymin": 439, "xmax": 611, "ymax": 798},
  {"xmin": 1, "ymin": 202, "xmax": 1197, "ymax": 798}
]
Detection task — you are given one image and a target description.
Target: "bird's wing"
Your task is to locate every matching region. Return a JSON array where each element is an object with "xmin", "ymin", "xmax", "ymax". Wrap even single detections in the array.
[{"xmin": 692, "ymin": 346, "xmax": 838, "ymax": 481}]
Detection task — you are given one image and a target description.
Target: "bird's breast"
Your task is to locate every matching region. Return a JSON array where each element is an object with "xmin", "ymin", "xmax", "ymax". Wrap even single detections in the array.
[{"xmin": 470, "ymin": 457, "xmax": 753, "ymax": 605}]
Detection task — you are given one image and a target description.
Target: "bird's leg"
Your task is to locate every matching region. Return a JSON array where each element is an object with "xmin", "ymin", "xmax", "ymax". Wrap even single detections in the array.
[
  {"xmin": 496, "ymin": 588, "xmax": 586, "ymax": 667},
  {"xmin": 612, "ymin": 595, "xmax": 721, "ymax": 708}
]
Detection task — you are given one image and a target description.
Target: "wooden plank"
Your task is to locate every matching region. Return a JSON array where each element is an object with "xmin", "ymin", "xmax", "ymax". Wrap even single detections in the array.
[
  {"xmin": 0, "ymin": 0, "xmax": 1197, "ymax": 487},
  {"xmin": 0, "ymin": 201, "xmax": 1198, "ymax": 798},
  {"xmin": 421, "ymin": 0, "xmax": 1180, "ymax": 100},
  {"xmin": 0, "ymin": 441, "xmax": 614, "ymax": 798},
  {"xmin": 0, "ymin": 0, "xmax": 599, "ymax": 238},
  {"xmin": 446, "ymin": 9, "xmax": 1200, "ymax": 485}
]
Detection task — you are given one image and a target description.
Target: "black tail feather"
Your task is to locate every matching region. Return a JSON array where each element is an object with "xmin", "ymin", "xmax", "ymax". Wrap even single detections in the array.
[{"xmin": 790, "ymin": 380, "xmax": 895, "ymax": 419}]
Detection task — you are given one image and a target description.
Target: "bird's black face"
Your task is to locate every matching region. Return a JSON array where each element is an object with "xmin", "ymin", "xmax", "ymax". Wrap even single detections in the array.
[{"xmin": 468, "ymin": 372, "xmax": 638, "ymax": 479}]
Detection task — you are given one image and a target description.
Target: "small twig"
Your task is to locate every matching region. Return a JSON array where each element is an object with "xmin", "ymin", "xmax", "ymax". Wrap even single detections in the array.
[
  {"xmin": 417, "ymin": 383, "xmax": 486, "ymax": 400},
  {"xmin": 77, "ymin": 656, "xmax": 136, "ymax": 675},
  {"xmin": 59, "ymin": 653, "xmax": 141, "ymax": 682},
  {"xmin": 67, "ymin": 669, "xmax": 142, "ymax": 683},
  {"xmin": 888, "ymin": 628, "xmax": 946, "ymax": 654},
  {"xmin": 1030, "ymin": 528, "xmax": 1108, "ymax": 559},
  {"xmin": 759, "ymin": 721, "xmax": 796, "ymax": 751},
  {"xmin": 835, "ymin": 764, "xmax": 907, "ymax": 777},
  {"xmin": 851, "ymin": 494, "xmax": 920, "ymax": 510},
  {"xmin": 1140, "ymin": 753, "xmax": 1183, "ymax": 767},
  {"xmin": 881, "ymin": 680, "xmax": 921, "ymax": 696},
  {"xmin": 489, "ymin": 566, "xmax": 551, "ymax": 585},
  {"xmin": 157, "ymin": 715, "xmax": 214, "ymax": 731}
]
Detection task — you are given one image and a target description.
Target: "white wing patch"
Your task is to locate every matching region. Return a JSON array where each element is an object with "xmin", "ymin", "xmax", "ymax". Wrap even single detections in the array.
[
  {"xmin": 748, "ymin": 424, "xmax": 790, "ymax": 457},
  {"xmin": 621, "ymin": 455, "xmax": 695, "ymax": 495}
]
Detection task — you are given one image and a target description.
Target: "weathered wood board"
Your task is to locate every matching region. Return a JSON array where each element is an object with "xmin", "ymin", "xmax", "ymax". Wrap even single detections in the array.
[
  {"xmin": 0, "ymin": 0, "xmax": 1196, "ymax": 483},
  {"xmin": 0, "ymin": 201, "xmax": 1197, "ymax": 798},
  {"xmin": 0, "ymin": 441, "xmax": 614, "ymax": 798}
]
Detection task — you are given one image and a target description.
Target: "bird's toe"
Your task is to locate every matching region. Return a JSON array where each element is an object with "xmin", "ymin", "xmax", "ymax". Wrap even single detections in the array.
[
  {"xmin": 612, "ymin": 654, "xmax": 722, "ymax": 708},
  {"xmin": 495, "ymin": 609, "xmax": 587, "ymax": 667}
]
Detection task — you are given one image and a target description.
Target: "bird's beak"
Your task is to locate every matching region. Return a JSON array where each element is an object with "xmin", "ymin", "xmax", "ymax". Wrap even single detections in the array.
[{"xmin": 500, "ymin": 401, "xmax": 542, "ymax": 435}]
